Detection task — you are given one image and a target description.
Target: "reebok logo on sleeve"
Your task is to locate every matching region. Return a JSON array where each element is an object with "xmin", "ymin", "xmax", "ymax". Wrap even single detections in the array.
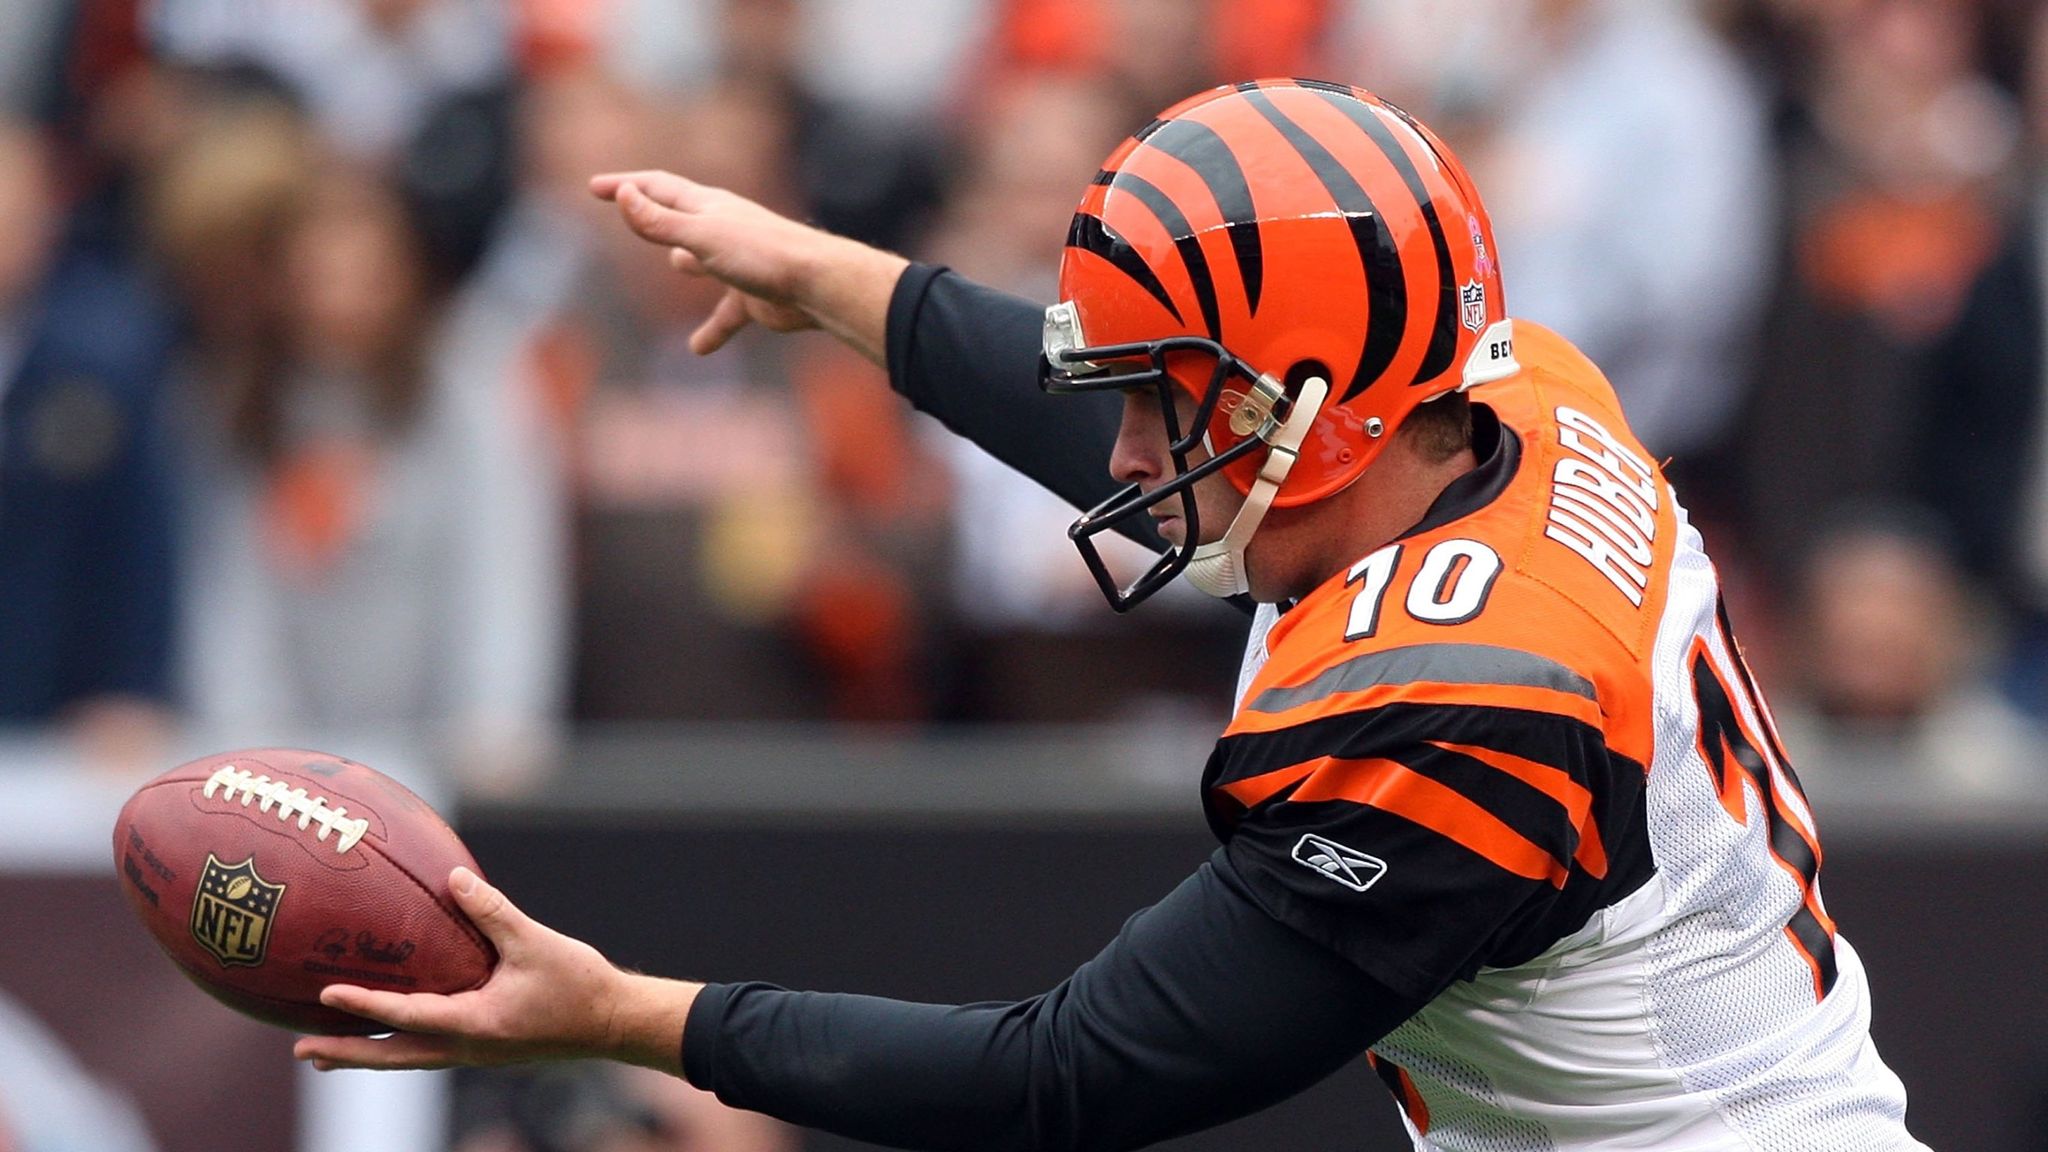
[{"xmin": 1292, "ymin": 834, "xmax": 1388, "ymax": 893}]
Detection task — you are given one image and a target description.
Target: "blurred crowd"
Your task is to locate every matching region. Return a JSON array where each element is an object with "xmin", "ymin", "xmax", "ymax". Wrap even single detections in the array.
[{"xmin": 1, "ymin": 0, "xmax": 2046, "ymax": 805}]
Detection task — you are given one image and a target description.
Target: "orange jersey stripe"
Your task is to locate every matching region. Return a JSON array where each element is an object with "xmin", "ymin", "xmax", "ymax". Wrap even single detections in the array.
[
  {"xmin": 1217, "ymin": 761, "xmax": 1318, "ymax": 811},
  {"xmin": 1428, "ymin": 740, "xmax": 1608, "ymax": 880},
  {"xmin": 1283, "ymin": 755, "xmax": 1570, "ymax": 886}
]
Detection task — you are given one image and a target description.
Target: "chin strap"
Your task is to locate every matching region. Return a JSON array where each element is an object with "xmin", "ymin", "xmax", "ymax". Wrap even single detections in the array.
[{"xmin": 1184, "ymin": 376, "xmax": 1330, "ymax": 599}]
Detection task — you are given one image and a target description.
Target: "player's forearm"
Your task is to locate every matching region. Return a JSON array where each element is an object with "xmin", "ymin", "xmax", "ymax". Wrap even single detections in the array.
[{"xmin": 796, "ymin": 234, "xmax": 909, "ymax": 368}]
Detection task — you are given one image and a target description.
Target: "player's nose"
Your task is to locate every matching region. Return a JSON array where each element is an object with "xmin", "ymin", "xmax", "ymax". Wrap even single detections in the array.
[{"xmin": 1109, "ymin": 390, "xmax": 1171, "ymax": 488}]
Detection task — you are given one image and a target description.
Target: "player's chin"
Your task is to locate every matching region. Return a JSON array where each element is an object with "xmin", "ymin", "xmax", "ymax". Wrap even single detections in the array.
[{"xmin": 1153, "ymin": 514, "xmax": 1185, "ymax": 548}]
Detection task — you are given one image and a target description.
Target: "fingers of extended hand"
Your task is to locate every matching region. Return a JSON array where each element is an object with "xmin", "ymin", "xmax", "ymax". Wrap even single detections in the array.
[
  {"xmin": 588, "ymin": 170, "xmax": 710, "ymax": 209},
  {"xmin": 294, "ymin": 1032, "xmax": 463, "ymax": 1072},
  {"xmin": 615, "ymin": 183, "xmax": 707, "ymax": 249},
  {"xmin": 690, "ymin": 289, "xmax": 753, "ymax": 355},
  {"xmin": 320, "ymin": 983, "xmax": 475, "ymax": 1036}
]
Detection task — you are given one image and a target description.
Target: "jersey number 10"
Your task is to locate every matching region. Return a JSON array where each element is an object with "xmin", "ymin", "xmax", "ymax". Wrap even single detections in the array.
[{"xmin": 1343, "ymin": 539, "xmax": 1503, "ymax": 639}]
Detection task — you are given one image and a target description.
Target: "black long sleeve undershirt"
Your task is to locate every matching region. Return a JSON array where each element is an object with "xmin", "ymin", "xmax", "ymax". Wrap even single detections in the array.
[
  {"xmin": 882, "ymin": 263, "xmax": 1167, "ymax": 554},
  {"xmin": 682, "ymin": 850, "xmax": 1423, "ymax": 1152}
]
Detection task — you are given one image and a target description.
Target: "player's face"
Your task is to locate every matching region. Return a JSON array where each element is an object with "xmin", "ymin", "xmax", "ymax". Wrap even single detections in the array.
[{"xmin": 1107, "ymin": 385, "xmax": 1245, "ymax": 551}]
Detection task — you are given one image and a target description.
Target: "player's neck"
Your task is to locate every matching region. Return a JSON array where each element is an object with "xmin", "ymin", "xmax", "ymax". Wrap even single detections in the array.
[{"xmin": 1254, "ymin": 436, "xmax": 1481, "ymax": 602}]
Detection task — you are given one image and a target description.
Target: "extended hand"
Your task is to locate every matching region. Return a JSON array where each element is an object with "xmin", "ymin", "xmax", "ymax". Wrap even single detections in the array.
[
  {"xmin": 590, "ymin": 170, "xmax": 907, "ymax": 364},
  {"xmin": 291, "ymin": 867, "xmax": 696, "ymax": 1074}
]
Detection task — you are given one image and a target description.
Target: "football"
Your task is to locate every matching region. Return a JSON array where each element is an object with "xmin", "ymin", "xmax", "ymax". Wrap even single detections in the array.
[{"xmin": 112, "ymin": 748, "xmax": 496, "ymax": 1035}]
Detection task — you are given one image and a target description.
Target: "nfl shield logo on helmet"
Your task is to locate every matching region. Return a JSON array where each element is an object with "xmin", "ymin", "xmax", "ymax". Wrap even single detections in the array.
[{"xmin": 1460, "ymin": 281, "xmax": 1487, "ymax": 334}]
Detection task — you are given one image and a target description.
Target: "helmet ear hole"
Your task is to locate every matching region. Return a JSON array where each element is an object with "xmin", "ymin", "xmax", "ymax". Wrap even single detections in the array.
[{"xmin": 1283, "ymin": 359, "xmax": 1332, "ymax": 396}]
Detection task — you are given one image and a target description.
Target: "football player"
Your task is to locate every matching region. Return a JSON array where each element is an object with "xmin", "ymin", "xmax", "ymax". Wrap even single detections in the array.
[{"xmin": 296, "ymin": 81, "xmax": 1930, "ymax": 1151}]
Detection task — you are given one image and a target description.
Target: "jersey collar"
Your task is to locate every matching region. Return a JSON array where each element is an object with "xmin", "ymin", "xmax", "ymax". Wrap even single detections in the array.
[{"xmin": 1398, "ymin": 402, "xmax": 1521, "ymax": 540}]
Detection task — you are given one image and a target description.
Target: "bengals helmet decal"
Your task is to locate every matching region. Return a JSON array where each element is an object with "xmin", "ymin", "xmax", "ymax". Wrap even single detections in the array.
[{"xmin": 1042, "ymin": 79, "xmax": 1518, "ymax": 610}]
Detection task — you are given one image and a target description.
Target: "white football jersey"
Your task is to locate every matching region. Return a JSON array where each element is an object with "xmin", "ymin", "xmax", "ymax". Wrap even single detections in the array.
[{"xmin": 1210, "ymin": 324, "xmax": 1926, "ymax": 1150}]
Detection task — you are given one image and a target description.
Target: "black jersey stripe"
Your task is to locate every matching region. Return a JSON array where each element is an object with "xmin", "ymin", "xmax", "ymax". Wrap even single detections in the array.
[
  {"xmin": 1239, "ymin": 86, "xmax": 1405, "ymax": 400},
  {"xmin": 1115, "ymin": 173, "xmax": 1223, "ymax": 342},
  {"xmin": 1065, "ymin": 212, "xmax": 1183, "ymax": 325},
  {"xmin": 1299, "ymin": 81, "xmax": 1459, "ymax": 384},
  {"xmin": 1204, "ymin": 701, "xmax": 1651, "ymax": 870},
  {"xmin": 1384, "ymin": 742, "xmax": 1581, "ymax": 867},
  {"xmin": 1715, "ymin": 594, "xmax": 1801, "ymax": 784},
  {"xmin": 1211, "ymin": 736, "xmax": 1584, "ymax": 871},
  {"xmin": 1138, "ymin": 117, "xmax": 1264, "ymax": 315}
]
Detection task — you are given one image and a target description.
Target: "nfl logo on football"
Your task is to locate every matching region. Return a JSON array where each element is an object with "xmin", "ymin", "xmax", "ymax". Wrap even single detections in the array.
[
  {"xmin": 191, "ymin": 853, "xmax": 285, "ymax": 967},
  {"xmin": 1460, "ymin": 281, "xmax": 1487, "ymax": 334}
]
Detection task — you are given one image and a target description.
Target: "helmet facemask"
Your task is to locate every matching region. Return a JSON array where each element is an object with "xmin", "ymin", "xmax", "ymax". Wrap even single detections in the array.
[{"xmin": 1040, "ymin": 301, "xmax": 1330, "ymax": 612}]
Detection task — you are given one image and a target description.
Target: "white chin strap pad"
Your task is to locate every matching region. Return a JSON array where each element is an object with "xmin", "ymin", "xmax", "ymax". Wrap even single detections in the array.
[{"xmin": 1183, "ymin": 377, "xmax": 1330, "ymax": 599}]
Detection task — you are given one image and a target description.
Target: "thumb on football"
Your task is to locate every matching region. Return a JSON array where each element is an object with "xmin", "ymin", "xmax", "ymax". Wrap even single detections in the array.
[{"xmin": 449, "ymin": 867, "xmax": 530, "ymax": 951}]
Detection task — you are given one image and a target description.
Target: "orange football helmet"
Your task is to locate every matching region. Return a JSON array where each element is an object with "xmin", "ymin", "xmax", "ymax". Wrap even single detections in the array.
[{"xmin": 1041, "ymin": 78, "xmax": 1518, "ymax": 610}]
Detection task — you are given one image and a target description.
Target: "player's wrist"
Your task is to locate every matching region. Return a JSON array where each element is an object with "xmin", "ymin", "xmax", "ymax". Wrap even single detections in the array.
[
  {"xmin": 799, "ymin": 235, "xmax": 909, "ymax": 365},
  {"xmin": 602, "ymin": 969, "xmax": 701, "ymax": 1074}
]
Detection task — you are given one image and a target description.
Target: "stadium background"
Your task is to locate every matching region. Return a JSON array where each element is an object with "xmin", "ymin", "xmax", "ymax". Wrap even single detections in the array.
[{"xmin": 1, "ymin": 0, "xmax": 2045, "ymax": 1149}]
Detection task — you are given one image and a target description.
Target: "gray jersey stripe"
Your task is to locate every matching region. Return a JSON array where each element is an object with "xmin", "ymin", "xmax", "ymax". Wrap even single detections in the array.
[{"xmin": 1246, "ymin": 643, "xmax": 1596, "ymax": 715}]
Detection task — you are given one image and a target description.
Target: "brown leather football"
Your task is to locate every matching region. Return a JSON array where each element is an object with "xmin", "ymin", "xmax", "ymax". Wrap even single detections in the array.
[{"xmin": 113, "ymin": 748, "xmax": 496, "ymax": 1035}]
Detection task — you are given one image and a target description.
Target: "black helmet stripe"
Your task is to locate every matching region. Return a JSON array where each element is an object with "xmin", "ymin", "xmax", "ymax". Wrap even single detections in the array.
[
  {"xmin": 1300, "ymin": 81, "xmax": 1459, "ymax": 385},
  {"xmin": 1137, "ymin": 118, "xmax": 1264, "ymax": 316},
  {"xmin": 1238, "ymin": 87, "xmax": 1405, "ymax": 401},
  {"xmin": 1113, "ymin": 173, "xmax": 1223, "ymax": 342},
  {"xmin": 1066, "ymin": 212, "xmax": 1184, "ymax": 325}
]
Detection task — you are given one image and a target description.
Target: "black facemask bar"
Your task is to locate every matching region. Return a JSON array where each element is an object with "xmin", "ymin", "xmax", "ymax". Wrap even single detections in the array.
[{"xmin": 1039, "ymin": 333, "xmax": 1291, "ymax": 612}]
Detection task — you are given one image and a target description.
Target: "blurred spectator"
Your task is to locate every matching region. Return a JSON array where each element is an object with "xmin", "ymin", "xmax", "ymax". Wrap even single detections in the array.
[
  {"xmin": 1771, "ymin": 513, "xmax": 2041, "ymax": 806},
  {"xmin": 145, "ymin": 0, "xmax": 520, "ymax": 282},
  {"xmin": 522, "ymin": 0, "xmax": 944, "ymax": 250},
  {"xmin": 0, "ymin": 988, "xmax": 160, "ymax": 1152},
  {"xmin": 1741, "ymin": 0, "xmax": 2018, "ymax": 581},
  {"xmin": 147, "ymin": 0, "xmax": 513, "ymax": 160},
  {"xmin": 456, "ymin": 1063, "xmax": 793, "ymax": 1152},
  {"xmin": 709, "ymin": 0, "xmax": 944, "ymax": 249},
  {"xmin": 467, "ymin": 60, "xmax": 666, "ymax": 345},
  {"xmin": 918, "ymin": 69, "xmax": 1247, "ymax": 720},
  {"xmin": 923, "ymin": 70, "xmax": 1142, "ymax": 634},
  {"xmin": 560, "ymin": 79, "xmax": 811, "ymax": 722},
  {"xmin": 1915, "ymin": 1, "xmax": 2048, "ymax": 721},
  {"xmin": 580, "ymin": 0, "xmax": 986, "ymax": 125},
  {"xmin": 0, "ymin": 113, "xmax": 178, "ymax": 770},
  {"xmin": 0, "ymin": 0, "xmax": 68, "ymax": 114},
  {"xmin": 166, "ymin": 143, "xmax": 567, "ymax": 793},
  {"xmin": 1468, "ymin": 0, "xmax": 1774, "ymax": 465},
  {"xmin": 145, "ymin": 95, "xmax": 305, "ymax": 417},
  {"xmin": 559, "ymin": 79, "xmax": 950, "ymax": 722},
  {"xmin": 988, "ymin": 0, "xmax": 1333, "ymax": 122},
  {"xmin": 1345, "ymin": 0, "xmax": 1773, "ymax": 467}
]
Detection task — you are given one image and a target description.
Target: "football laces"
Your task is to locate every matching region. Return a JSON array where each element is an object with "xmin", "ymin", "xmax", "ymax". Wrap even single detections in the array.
[{"xmin": 201, "ymin": 765, "xmax": 371, "ymax": 854}]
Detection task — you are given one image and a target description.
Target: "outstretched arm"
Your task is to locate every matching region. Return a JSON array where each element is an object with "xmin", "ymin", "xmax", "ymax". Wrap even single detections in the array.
[
  {"xmin": 590, "ymin": 172, "xmax": 1158, "ymax": 550},
  {"xmin": 589, "ymin": 171, "xmax": 906, "ymax": 364},
  {"xmin": 297, "ymin": 858, "xmax": 1418, "ymax": 1152}
]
